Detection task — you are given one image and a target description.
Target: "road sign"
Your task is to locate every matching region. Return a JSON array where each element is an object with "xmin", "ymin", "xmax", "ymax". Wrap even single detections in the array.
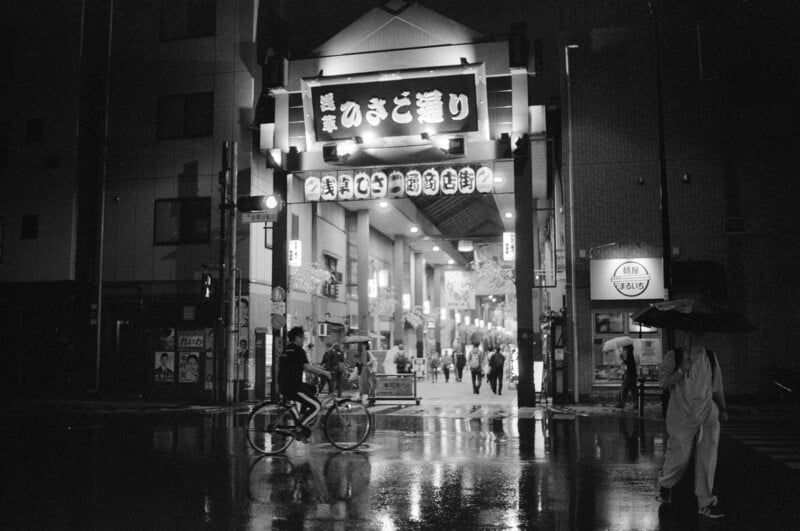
[
  {"xmin": 271, "ymin": 314, "xmax": 286, "ymax": 329},
  {"xmin": 271, "ymin": 301, "xmax": 286, "ymax": 314},
  {"xmin": 241, "ymin": 211, "xmax": 277, "ymax": 223}
]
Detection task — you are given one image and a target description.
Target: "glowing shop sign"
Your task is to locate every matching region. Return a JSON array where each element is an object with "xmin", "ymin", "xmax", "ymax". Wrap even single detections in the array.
[
  {"xmin": 304, "ymin": 165, "xmax": 493, "ymax": 202},
  {"xmin": 311, "ymin": 74, "xmax": 478, "ymax": 142}
]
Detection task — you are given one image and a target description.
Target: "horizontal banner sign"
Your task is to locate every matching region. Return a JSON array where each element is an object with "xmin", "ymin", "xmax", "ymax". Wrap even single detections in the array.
[
  {"xmin": 590, "ymin": 258, "xmax": 664, "ymax": 300},
  {"xmin": 310, "ymin": 74, "xmax": 478, "ymax": 142},
  {"xmin": 303, "ymin": 164, "xmax": 494, "ymax": 202}
]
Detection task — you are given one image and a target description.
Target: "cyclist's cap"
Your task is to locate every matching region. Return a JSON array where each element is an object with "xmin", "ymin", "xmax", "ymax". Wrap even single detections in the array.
[{"xmin": 288, "ymin": 326, "xmax": 304, "ymax": 341}]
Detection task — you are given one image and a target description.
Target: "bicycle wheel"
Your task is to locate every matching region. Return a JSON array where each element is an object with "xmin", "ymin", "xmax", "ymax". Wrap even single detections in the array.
[
  {"xmin": 246, "ymin": 402, "xmax": 296, "ymax": 455},
  {"xmin": 323, "ymin": 399, "xmax": 371, "ymax": 450}
]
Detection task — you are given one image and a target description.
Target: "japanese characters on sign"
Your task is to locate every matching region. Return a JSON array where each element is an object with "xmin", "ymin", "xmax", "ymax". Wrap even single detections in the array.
[
  {"xmin": 303, "ymin": 164, "xmax": 493, "ymax": 202},
  {"xmin": 311, "ymin": 74, "xmax": 478, "ymax": 142},
  {"xmin": 502, "ymin": 232, "xmax": 516, "ymax": 261},
  {"xmin": 589, "ymin": 258, "xmax": 664, "ymax": 300}
]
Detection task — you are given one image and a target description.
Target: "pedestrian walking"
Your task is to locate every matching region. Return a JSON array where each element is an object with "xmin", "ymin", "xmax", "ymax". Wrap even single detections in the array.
[
  {"xmin": 656, "ymin": 331, "xmax": 728, "ymax": 520},
  {"xmin": 441, "ymin": 350, "xmax": 453, "ymax": 383},
  {"xmin": 356, "ymin": 341, "xmax": 377, "ymax": 403},
  {"xmin": 455, "ymin": 349, "xmax": 466, "ymax": 382},
  {"xmin": 467, "ymin": 343, "xmax": 486, "ymax": 394},
  {"xmin": 395, "ymin": 343, "xmax": 410, "ymax": 374},
  {"xmin": 429, "ymin": 351, "xmax": 440, "ymax": 382},
  {"xmin": 320, "ymin": 343, "xmax": 344, "ymax": 395},
  {"xmin": 488, "ymin": 347, "xmax": 505, "ymax": 395},
  {"xmin": 617, "ymin": 344, "xmax": 638, "ymax": 408}
]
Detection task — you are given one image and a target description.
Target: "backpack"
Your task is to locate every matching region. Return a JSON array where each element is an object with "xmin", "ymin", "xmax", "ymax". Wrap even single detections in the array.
[
  {"xmin": 469, "ymin": 349, "xmax": 481, "ymax": 369},
  {"xmin": 490, "ymin": 352, "xmax": 505, "ymax": 369},
  {"xmin": 322, "ymin": 349, "xmax": 337, "ymax": 371},
  {"xmin": 661, "ymin": 347, "xmax": 716, "ymax": 417}
]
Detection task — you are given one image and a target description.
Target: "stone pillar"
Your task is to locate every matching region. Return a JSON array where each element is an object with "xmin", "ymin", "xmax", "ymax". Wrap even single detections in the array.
[{"xmin": 357, "ymin": 210, "xmax": 370, "ymax": 335}]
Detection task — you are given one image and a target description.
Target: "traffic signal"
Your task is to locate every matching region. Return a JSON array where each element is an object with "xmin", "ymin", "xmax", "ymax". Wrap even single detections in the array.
[
  {"xmin": 237, "ymin": 194, "xmax": 281, "ymax": 213},
  {"xmin": 202, "ymin": 272, "xmax": 213, "ymax": 298}
]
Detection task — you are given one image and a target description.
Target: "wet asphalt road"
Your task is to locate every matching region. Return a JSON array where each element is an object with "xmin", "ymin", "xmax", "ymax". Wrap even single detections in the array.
[{"xmin": 4, "ymin": 401, "xmax": 800, "ymax": 530}]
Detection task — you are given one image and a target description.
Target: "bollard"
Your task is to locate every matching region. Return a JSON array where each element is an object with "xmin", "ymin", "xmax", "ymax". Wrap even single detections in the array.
[{"xmin": 637, "ymin": 377, "xmax": 646, "ymax": 416}]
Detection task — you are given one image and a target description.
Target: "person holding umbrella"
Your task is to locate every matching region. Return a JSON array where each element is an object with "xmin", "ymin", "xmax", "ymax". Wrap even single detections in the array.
[
  {"xmin": 655, "ymin": 329, "xmax": 728, "ymax": 519},
  {"xmin": 633, "ymin": 300, "xmax": 745, "ymax": 520}
]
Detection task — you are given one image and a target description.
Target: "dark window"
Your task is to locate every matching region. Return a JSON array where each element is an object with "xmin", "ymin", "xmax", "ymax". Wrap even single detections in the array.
[
  {"xmin": 25, "ymin": 119, "xmax": 43, "ymax": 143},
  {"xmin": 154, "ymin": 197, "xmax": 211, "ymax": 244},
  {"xmin": 157, "ymin": 92, "xmax": 214, "ymax": 139},
  {"xmin": 20, "ymin": 214, "xmax": 38, "ymax": 239},
  {"xmin": 291, "ymin": 213, "xmax": 299, "ymax": 240},
  {"xmin": 160, "ymin": 0, "xmax": 216, "ymax": 41},
  {"xmin": 0, "ymin": 216, "xmax": 4, "ymax": 262}
]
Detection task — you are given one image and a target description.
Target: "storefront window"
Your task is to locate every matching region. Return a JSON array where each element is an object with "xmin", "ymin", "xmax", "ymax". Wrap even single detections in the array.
[{"xmin": 593, "ymin": 310, "xmax": 662, "ymax": 384}]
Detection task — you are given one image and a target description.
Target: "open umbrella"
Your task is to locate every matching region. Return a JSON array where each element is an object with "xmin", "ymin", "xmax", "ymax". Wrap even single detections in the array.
[
  {"xmin": 602, "ymin": 336, "xmax": 634, "ymax": 352},
  {"xmin": 343, "ymin": 334, "xmax": 372, "ymax": 344},
  {"xmin": 631, "ymin": 298, "xmax": 755, "ymax": 334}
]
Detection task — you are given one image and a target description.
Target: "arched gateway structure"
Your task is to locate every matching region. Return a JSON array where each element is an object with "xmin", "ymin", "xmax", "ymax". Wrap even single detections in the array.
[{"xmin": 253, "ymin": 2, "xmax": 556, "ymax": 407}]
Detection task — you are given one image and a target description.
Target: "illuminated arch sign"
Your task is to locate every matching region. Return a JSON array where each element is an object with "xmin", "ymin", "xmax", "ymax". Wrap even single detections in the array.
[
  {"xmin": 303, "ymin": 164, "xmax": 494, "ymax": 202},
  {"xmin": 310, "ymin": 74, "xmax": 478, "ymax": 141}
]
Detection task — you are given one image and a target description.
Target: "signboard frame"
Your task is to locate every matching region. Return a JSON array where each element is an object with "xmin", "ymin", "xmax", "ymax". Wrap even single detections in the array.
[
  {"xmin": 369, "ymin": 373, "xmax": 420, "ymax": 406},
  {"xmin": 301, "ymin": 63, "xmax": 490, "ymax": 151}
]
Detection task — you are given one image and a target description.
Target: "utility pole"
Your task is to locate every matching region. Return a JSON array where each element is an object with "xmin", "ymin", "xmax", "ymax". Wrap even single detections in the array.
[{"xmin": 226, "ymin": 141, "xmax": 239, "ymax": 403}]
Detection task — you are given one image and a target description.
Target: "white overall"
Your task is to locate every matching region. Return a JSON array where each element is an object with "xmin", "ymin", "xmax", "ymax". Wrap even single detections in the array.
[{"xmin": 658, "ymin": 347, "xmax": 724, "ymax": 508}]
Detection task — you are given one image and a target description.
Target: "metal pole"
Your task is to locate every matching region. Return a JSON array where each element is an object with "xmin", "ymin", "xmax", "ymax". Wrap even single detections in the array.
[
  {"xmin": 565, "ymin": 44, "xmax": 580, "ymax": 404},
  {"xmin": 217, "ymin": 141, "xmax": 230, "ymax": 404},
  {"xmin": 91, "ymin": 0, "xmax": 115, "ymax": 395},
  {"xmin": 649, "ymin": 0, "xmax": 674, "ymax": 350},
  {"xmin": 226, "ymin": 141, "xmax": 238, "ymax": 403}
]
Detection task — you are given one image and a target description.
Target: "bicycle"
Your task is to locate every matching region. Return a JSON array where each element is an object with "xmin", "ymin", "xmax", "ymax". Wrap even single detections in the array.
[{"xmin": 246, "ymin": 382, "xmax": 372, "ymax": 455}]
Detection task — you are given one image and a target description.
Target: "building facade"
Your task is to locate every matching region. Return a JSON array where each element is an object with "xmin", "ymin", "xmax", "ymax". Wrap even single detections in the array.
[{"xmin": 2, "ymin": 0, "xmax": 797, "ymax": 402}]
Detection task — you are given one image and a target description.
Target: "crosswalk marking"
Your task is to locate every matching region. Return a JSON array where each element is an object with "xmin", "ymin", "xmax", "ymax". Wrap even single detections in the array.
[{"xmin": 723, "ymin": 422, "xmax": 800, "ymax": 473}]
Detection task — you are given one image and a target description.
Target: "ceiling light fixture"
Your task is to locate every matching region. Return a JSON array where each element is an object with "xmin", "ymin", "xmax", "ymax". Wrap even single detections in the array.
[
  {"xmin": 504, "ymin": 212, "xmax": 513, "ymax": 219},
  {"xmin": 432, "ymin": 245, "xmax": 440, "ymax": 252},
  {"xmin": 410, "ymin": 226, "xmax": 419, "ymax": 233}
]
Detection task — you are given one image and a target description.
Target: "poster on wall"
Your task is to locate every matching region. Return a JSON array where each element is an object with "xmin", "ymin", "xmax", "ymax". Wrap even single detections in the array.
[
  {"xmin": 594, "ymin": 312, "xmax": 624, "ymax": 334},
  {"xmin": 179, "ymin": 352, "xmax": 201, "ymax": 383},
  {"xmin": 158, "ymin": 328, "xmax": 175, "ymax": 350},
  {"xmin": 590, "ymin": 258, "xmax": 665, "ymax": 300},
  {"xmin": 177, "ymin": 330, "xmax": 204, "ymax": 350},
  {"xmin": 204, "ymin": 328, "xmax": 214, "ymax": 391},
  {"xmin": 638, "ymin": 338, "xmax": 662, "ymax": 365},
  {"xmin": 154, "ymin": 352, "xmax": 174, "ymax": 382}
]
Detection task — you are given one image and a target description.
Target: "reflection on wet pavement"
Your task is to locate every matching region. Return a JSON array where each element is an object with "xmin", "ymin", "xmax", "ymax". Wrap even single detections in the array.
[{"xmin": 4, "ymin": 407, "xmax": 799, "ymax": 529}]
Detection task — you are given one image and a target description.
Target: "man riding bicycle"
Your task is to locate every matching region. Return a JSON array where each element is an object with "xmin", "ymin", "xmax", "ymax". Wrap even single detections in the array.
[{"xmin": 278, "ymin": 326, "xmax": 332, "ymax": 441}]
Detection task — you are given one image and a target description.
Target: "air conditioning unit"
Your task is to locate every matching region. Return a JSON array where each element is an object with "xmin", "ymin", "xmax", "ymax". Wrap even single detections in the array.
[
  {"xmin": 332, "ymin": 271, "xmax": 343, "ymax": 283},
  {"xmin": 318, "ymin": 323, "xmax": 329, "ymax": 337}
]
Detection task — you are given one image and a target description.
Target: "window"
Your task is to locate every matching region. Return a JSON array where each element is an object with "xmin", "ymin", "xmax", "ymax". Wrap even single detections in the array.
[
  {"xmin": 321, "ymin": 254, "xmax": 340, "ymax": 299},
  {"xmin": 20, "ymin": 214, "xmax": 38, "ymax": 239},
  {"xmin": 154, "ymin": 198, "xmax": 211, "ymax": 245},
  {"xmin": 157, "ymin": 92, "xmax": 214, "ymax": 139},
  {"xmin": 0, "ymin": 216, "xmax": 4, "ymax": 262},
  {"xmin": 160, "ymin": 0, "xmax": 215, "ymax": 41}
]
